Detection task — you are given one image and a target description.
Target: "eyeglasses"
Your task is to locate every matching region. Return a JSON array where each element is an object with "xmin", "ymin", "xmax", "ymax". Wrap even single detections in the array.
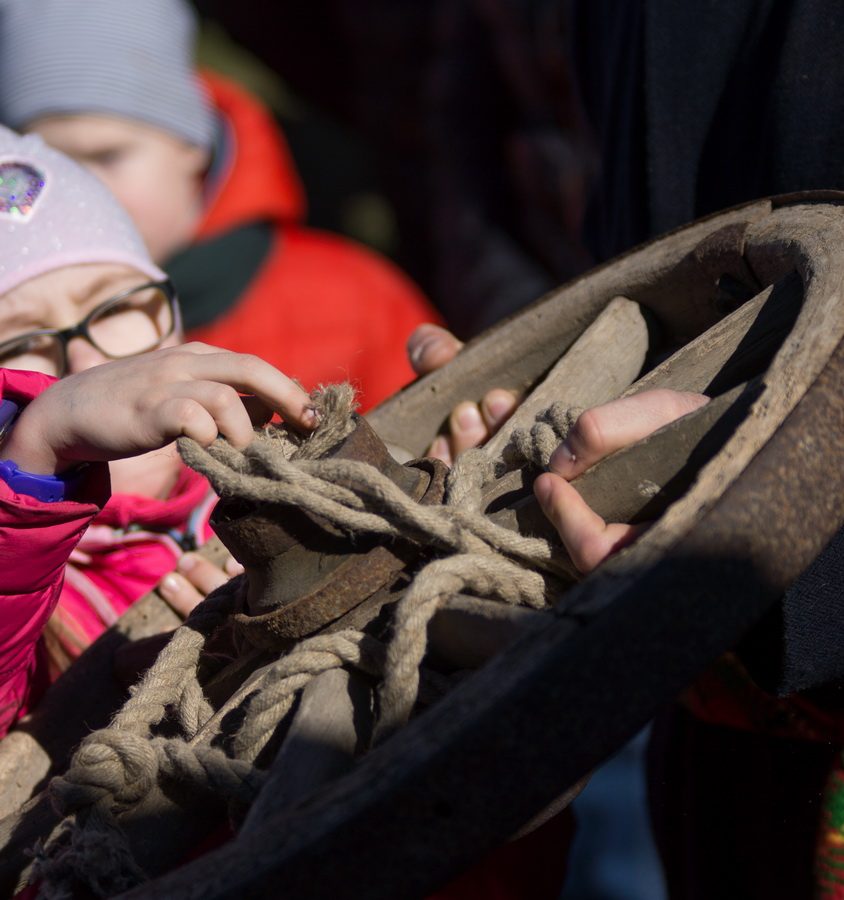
[{"xmin": 0, "ymin": 280, "xmax": 179, "ymax": 378}]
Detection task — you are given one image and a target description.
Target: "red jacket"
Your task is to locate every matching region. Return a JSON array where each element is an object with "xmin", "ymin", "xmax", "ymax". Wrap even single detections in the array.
[{"xmin": 182, "ymin": 74, "xmax": 440, "ymax": 411}]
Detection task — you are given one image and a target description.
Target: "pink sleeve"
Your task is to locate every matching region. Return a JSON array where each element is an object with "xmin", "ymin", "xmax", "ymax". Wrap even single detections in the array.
[{"xmin": 0, "ymin": 368, "xmax": 110, "ymax": 735}]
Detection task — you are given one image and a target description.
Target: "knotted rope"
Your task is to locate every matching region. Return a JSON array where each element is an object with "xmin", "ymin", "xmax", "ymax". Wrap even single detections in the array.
[
  {"xmin": 34, "ymin": 384, "xmax": 576, "ymax": 897},
  {"xmin": 33, "ymin": 586, "xmax": 244, "ymax": 898},
  {"xmin": 504, "ymin": 402, "xmax": 583, "ymax": 470},
  {"xmin": 231, "ymin": 629, "xmax": 386, "ymax": 762}
]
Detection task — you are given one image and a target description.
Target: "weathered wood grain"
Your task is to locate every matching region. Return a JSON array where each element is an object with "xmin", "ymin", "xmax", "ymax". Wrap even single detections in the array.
[
  {"xmin": 622, "ymin": 271, "xmax": 802, "ymax": 397},
  {"xmin": 366, "ymin": 200, "xmax": 773, "ymax": 456},
  {"xmin": 483, "ymin": 296, "xmax": 647, "ymax": 462}
]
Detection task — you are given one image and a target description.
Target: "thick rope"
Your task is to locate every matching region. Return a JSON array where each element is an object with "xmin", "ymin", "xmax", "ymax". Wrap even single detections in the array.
[
  {"xmin": 504, "ymin": 402, "xmax": 582, "ymax": 470},
  {"xmin": 33, "ymin": 581, "xmax": 241, "ymax": 896},
  {"xmin": 114, "ymin": 585, "xmax": 238, "ymax": 739},
  {"xmin": 179, "ymin": 445, "xmax": 558, "ymax": 572},
  {"xmin": 33, "ymin": 384, "xmax": 576, "ymax": 896},
  {"xmin": 32, "ymin": 390, "xmax": 365, "ymax": 897},
  {"xmin": 231, "ymin": 629, "xmax": 385, "ymax": 762},
  {"xmin": 375, "ymin": 553, "xmax": 548, "ymax": 740},
  {"xmin": 34, "ymin": 735, "xmax": 263, "ymax": 899}
]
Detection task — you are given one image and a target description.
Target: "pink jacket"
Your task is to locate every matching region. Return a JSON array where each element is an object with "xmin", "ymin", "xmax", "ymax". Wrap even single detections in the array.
[{"xmin": 0, "ymin": 368, "xmax": 215, "ymax": 737}]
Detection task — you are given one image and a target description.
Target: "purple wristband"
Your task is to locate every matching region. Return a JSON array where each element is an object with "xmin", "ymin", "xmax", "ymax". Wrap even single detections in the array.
[
  {"xmin": 0, "ymin": 458, "xmax": 86, "ymax": 503},
  {"xmin": 0, "ymin": 399, "xmax": 86, "ymax": 502}
]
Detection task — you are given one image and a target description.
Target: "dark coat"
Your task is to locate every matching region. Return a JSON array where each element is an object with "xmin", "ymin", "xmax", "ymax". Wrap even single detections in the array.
[{"xmin": 577, "ymin": 0, "xmax": 844, "ymax": 696}]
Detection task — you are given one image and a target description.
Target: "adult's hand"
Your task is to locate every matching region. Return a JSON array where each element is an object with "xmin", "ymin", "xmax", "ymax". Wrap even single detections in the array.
[
  {"xmin": 407, "ymin": 324, "xmax": 518, "ymax": 464},
  {"xmin": 534, "ymin": 390, "xmax": 709, "ymax": 573}
]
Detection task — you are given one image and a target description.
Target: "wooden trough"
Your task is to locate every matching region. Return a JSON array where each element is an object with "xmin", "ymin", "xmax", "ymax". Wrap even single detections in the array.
[{"xmin": 1, "ymin": 192, "xmax": 844, "ymax": 898}]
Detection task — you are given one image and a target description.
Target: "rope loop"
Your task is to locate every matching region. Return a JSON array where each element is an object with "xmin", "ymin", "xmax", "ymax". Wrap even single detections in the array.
[
  {"xmin": 50, "ymin": 730, "xmax": 158, "ymax": 818},
  {"xmin": 34, "ymin": 384, "xmax": 578, "ymax": 896}
]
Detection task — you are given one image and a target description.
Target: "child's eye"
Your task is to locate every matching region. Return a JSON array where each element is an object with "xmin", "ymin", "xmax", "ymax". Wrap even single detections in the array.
[{"xmin": 85, "ymin": 148, "xmax": 125, "ymax": 168}]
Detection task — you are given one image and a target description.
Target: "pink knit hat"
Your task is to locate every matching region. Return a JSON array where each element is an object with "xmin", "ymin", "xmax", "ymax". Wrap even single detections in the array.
[{"xmin": 0, "ymin": 125, "xmax": 165, "ymax": 297}]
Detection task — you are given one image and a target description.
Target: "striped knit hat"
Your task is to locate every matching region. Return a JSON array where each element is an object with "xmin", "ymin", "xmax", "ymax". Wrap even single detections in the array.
[{"xmin": 0, "ymin": 0, "xmax": 215, "ymax": 151}]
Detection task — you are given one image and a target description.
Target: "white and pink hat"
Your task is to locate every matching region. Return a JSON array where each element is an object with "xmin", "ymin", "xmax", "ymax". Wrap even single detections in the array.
[{"xmin": 0, "ymin": 126, "xmax": 165, "ymax": 297}]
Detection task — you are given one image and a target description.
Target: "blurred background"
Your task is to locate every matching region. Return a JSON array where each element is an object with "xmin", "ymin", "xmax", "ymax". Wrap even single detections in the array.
[{"xmin": 196, "ymin": 12, "xmax": 402, "ymax": 259}]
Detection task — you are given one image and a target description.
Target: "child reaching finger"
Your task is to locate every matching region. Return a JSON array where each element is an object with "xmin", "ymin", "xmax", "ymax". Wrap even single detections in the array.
[
  {"xmin": 0, "ymin": 0, "xmax": 441, "ymax": 410},
  {"xmin": 0, "ymin": 127, "xmax": 312, "ymax": 731}
]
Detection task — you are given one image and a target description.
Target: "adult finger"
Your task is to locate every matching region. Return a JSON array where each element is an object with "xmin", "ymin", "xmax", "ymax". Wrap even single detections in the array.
[
  {"xmin": 534, "ymin": 473, "xmax": 643, "ymax": 573},
  {"xmin": 548, "ymin": 390, "xmax": 709, "ymax": 480},
  {"xmin": 407, "ymin": 324, "xmax": 464, "ymax": 376}
]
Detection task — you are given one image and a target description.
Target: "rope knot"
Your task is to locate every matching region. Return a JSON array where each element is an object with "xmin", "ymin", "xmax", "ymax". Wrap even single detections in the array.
[
  {"xmin": 50, "ymin": 730, "xmax": 158, "ymax": 818},
  {"xmin": 504, "ymin": 402, "xmax": 582, "ymax": 470}
]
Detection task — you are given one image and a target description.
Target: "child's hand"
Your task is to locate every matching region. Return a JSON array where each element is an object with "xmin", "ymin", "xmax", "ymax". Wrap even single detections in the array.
[
  {"xmin": 534, "ymin": 390, "xmax": 709, "ymax": 573},
  {"xmin": 158, "ymin": 552, "xmax": 244, "ymax": 619},
  {"xmin": 0, "ymin": 343, "xmax": 316, "ymax": 475},
  {"xmin": 407, "ymin": 324, "xmax": 518, "ymax": 464}
]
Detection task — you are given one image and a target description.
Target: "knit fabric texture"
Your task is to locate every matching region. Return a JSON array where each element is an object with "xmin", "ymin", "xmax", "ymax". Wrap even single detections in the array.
[{"xmin": 0, "ymin": 0, "xmax": 215, "ymax": 150}]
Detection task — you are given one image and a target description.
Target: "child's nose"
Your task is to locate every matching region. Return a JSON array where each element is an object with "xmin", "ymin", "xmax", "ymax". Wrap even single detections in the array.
[{"xmin": 65, "ymin": 335, "xmax": 109, "ymax": 374}]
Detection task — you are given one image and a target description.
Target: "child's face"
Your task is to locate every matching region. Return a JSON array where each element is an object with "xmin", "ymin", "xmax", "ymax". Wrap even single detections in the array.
[
  {"xmin": 0, "ymin": 263, "xmax": 182, "ymax": 377},
  {"xmin": 28, "ymin": 115, "xmax": 210, "ymax": 264}
]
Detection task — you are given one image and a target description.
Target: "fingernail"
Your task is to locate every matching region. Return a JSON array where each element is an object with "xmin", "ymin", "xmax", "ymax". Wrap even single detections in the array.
[
  {"xmin": 303, "ymin": 406, "xmax": 321, "ymax": 429},
  {"xmin": 456, "ymin": 404, "xmax": 483, "ymax": 432},
  {"xmin": 549, "ymin": 441, "xmax": 577, "ymax": 474},
  {"xmin": 429, "ymin": 436, "xmax": 450, "ymax": 460},
  {"xmin": 484, "ymin": 392, "xmax": 515, "ymax": 424},
  {"xmin": 408, "ymin": 335, "xmax": 434, "ymax": 368},
  {"xmin": 225, "ymin": 556, "xmax": 245, "ymax": 576},
  {"xmin": 161, "ymin": 573, "xmax": 181, "ymax": 595},
  {"xmin": 177, "ymin": 553, "xmax": 197, "ymax": 573}
]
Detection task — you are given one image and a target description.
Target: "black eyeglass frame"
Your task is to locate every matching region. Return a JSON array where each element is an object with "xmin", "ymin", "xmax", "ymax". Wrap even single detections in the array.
[{"xmin": 0, "ymin": 279, "xmax": 180, "ymax": 378}]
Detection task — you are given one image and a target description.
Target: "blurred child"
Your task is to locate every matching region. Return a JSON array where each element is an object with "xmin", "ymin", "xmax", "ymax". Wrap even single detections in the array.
[
  {"xmin": 0, "ymin": 0, "xmax": 438, "ymax": 411},
  {"xmin": 0, "ymin": 126, "xmax": 315, "ymax": 715}
]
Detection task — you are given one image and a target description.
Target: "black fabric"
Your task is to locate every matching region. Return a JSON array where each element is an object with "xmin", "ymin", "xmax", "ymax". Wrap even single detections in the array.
[
  {"xmin": 578, "ymin": 0, "xmax": 844, "ymax": 257},
  {"xmin": 739, "ymin": 525, "xmax": 844, "ymax": 696},
  {"xmin": 647, "ymin": 705, "xmax": 836, "ymax": 900},
  {"xmin": 570, "ymin": 0, "xmax": 649, "ymax": 262},
  {"xmin": 165, "ymin": 221, "xmax": 274, "ymax": 331},
  {"xmin": 418, "ymin": 0, "xmax": 598, "ymax": 336}
]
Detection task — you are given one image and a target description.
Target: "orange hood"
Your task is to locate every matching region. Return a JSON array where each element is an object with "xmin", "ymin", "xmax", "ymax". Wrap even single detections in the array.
[{"xmin": 196, "ymin": 70, "xmax": 306, "ymax": 240}]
